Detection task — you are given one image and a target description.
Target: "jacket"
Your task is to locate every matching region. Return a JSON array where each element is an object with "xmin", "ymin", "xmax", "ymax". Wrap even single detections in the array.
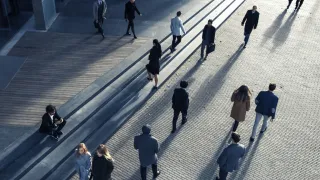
[
  {"xmin": 91, "ymin": 154, "xmax": 114, "ymax": 180},
  {"xmin": 39, "ymin": 111, "xmax": 62, "ymax": 134},
  {"xmin": 75, "ymin": 152, "xmax": 91, "ymax": 180},
  {"xmin": 202, "ymin": 25, "xmax": 216, "ymax": 44},
  {"xmin": 170, "ymin": 16, "xmax": 186, "ymax": 36},
  {"xmin": 134, "ymin": 133, "xmax": 159, "ymax": 167},
  {"xmin": 93, "ymin": 0, "xmax": 107, "ymax": 20},
  {"xmin": 255, "ymin": 91, "xmax": 279, "ymax": 119},
  {"xmin": 125, "ymin": 1, "xmax": 141, "ymax": 20},
  {"xmin": 172, "ymin": 88, "xmax": 189, "ymax": 111},
  {"xmin": 241, "ymin": 10, "xmax": 259, "ymax": 34},
  {"xmin": 217, "ymin": 143, "xmax": 246, "ymax": 172},
  {"xmin": 230, "ymin": 92, "xmax": 251, "ymax": 122}
]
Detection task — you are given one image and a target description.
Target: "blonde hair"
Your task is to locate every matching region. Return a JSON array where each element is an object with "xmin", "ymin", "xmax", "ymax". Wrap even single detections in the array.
[
  {"xmin": 97, "ymin": 144, "xmax": 113, "ymax": 160},
  {"xmin": 76, "ymin": 143, "xmax": 89, "ymax": 157}
]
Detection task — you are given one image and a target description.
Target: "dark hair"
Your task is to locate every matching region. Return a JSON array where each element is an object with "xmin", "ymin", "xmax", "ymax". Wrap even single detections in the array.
[
  {"xmin": 234, "ymin": 85, "xmax": 251, "ymax": 102},
  {"xmin": 153, "ymin": 39, "xmax": 162, "ymax": 55},
  {"xmin": 180, "ymin": 81, "xmax": 188, "ymax": 88},
  {"xmin": 46, "ymin": 105, "xmax": 55, "ymax": 113},
  {"xmin": 177, "ymin": 11, "xmax": 182, "ymax": 16},
  {"xmin": 231, "ymin": 132, "xmax": 241, "ymax": 143},
  {"xmin": 269, "ymin": 83, "xmax": 276, "ymax": 91},
  {"xmin": 208, "ymin": 19, "xmax": 213, "ymax": 23}
]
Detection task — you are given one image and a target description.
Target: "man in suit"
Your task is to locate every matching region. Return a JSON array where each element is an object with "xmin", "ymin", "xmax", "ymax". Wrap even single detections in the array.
[
  {"xmin": 39, "ymin": 105, "xmax": 66, "ymax": 140},
  {"xmin": 125, "ymin": 0, "xmax": 142, "ymax": 39},
  {"xmin": 216, "ymin": 132, "xmax": 246, "ymax": 180},
  {"xmin": 93, "ymin": 0, "xmax": 107, "ymax": 38},
  {"xmin": 171, "ymin": 81, "xmax": 189, "ymax": 133},
  {"xmin": 201, "ymin": 19, "xmax": 216, "ymax": 60},
  {"xmin": 250, "ymin": 83, "xmax": 279, "ymax": 142},
  {"xmin": 241, "ymin": 6, "xmax": 259, "ymax": 48},
  {"xmin": 134, "ymin": 125, "xmax": 161, "ymax": 180},
  {"xmin": 287, "ymin": 0, "xmax": 304, "ymax": 10},
  {"xmin": 170, "ymin": 11, "xmax": 186, "ymax": 53}
]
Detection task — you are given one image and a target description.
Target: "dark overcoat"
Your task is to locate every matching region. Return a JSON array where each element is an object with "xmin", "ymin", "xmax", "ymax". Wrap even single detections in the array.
[{"xmin": 241, "ymin": 10, "xmax": 259, "ymax": 34}]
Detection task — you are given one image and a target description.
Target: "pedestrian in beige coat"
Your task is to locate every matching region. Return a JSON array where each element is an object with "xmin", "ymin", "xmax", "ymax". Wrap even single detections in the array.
[{"xmin": 230, "ymin": 85, "xmax": 251, "ymax": 132}]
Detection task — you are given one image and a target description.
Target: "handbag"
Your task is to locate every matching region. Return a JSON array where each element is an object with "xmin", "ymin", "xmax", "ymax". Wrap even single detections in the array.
[{"xmin": 206, "ymin": 43, "xmax": 215, "ymax": 54}]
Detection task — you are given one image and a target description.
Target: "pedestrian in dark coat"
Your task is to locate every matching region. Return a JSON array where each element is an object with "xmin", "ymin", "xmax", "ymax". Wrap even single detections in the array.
[
  {"xmin": 93, "ymin": 0, "xmax": 107, "ymax": 38},
  {"xmin": 250, "ymin": 83, "xmax": 279, "ymax": 142},
  {"xmin": 146, "ymin": 39, "xmax": 162, "ymax": 88},
  {"xmin": 241, "ymin": 6, "xmax": 259, "ymax": 48},
  {"xmin": 39, "ymin": 104, "xmax": 66, "ymax": 140},
  {"xmin": 134, "ymin": 125, "xmax": 161, "ymax": 180},
  {"xmin": 287, "ymin": 0, "xmax": 304, "ymax": 10},
  {"xmin": 216, "ymin": 132, "xmax": 246, "ymax": 180},
  {"xmin": 230, "ymin": 85, "xmax": 251, "ymax": 132},
  {"xmin": 171, "ymin": 81, "xmax": 189, "ymax": 133},
  {"xmin": 91, "ymin": 144, "xmax": 114, "ymax": 180},
  {"xmin": 201, "ymin": 19, "xmax": 216, "ymax": 60},
  {"xmin": 125, "ymin": 0, "xmax": 142, "ymax": 39}
]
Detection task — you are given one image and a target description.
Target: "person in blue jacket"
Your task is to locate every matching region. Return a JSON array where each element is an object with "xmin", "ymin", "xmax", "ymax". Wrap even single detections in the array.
[{"xmin": 250, "ymin": 83, "xmax": 279, "ymax": 142}]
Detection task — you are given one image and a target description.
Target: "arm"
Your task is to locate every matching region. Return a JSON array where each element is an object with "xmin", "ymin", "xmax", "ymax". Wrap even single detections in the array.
[
  {"xmin": 212, "ymin": 27, "xmax": 216, "ymax": 44},
  {"xmin": 85, "ymin": 154, "xmax": 92, "ymax": 171},
  {"xmin": 154, "ymin": 139, "xmax": 159, "ymax": 154},
  {"xmin": 255, "ymin": 92, "xmax": 261, "ymax": 105},
  {"xmin": 271, "ymin": 97, "xmax": 278, "ymax": 119},
  {"xmin": 231, "ymin": 92, "xmax": 236, "ymax": 102},
  {"xmin": 246, "ymin": 98, "xmax": 251, "ymax": 111},
  {"xmin": 103, "ymin": 1, "xmax": 107, "ymax": 16},
  {"xmin": 180, "ymin": 19, "xmax": 186, "ymax": 34},
  {"xmin": 170, "ymin": 19, "xmax": 173, "ymax": 33},
  {"xmin": 93, "ymin": 3, "xmax": 97, "ymax": 20},
  {"xmin": 254, "ymin": 13, "xmax": 259, "ymax": 29},
  {"xmin": 134, "ymin": 136, "xmax": 138, "ymax": 150},
  {"xmin": 241, "ymin": 11, "xmax": 248, "ymax": 25},
  {"xmin": 172, "ymin": 90, "xmax": 176, "ymax": 106},
  {"xmin": 217, "ymin": 147, "xmax": 228, "ymax": 165},
  {"xmin": 124, "ymin": 3, "xmax": 127, "ymax": 19},
  {"xmin": 135, "ymin": 5, "xmax": 141, "ymax": 15}
]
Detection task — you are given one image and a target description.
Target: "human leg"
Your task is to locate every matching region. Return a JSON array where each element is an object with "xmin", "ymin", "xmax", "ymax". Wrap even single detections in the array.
[
  {"xmin": 250, "ymin": 113, "xmax": 262, "ymax": 139},
  {"xmin": 232, "ymin": 120, "xmax": 239, "ymax": 132},
  {"xmin": 261, "ymin": 115, "xmax": 270, "ymax": 132},
  {"xmin": 172, "ymin": 110, "xmax": 180, "ymax": 132},
  {"xmin": 171, "ymin": 35, "xmax": 177, "ymax": 50},
  {"xmin": 200, "ymin": 41, "xmax": 206, "ymax": 58},
  {"xmin": 152, "ymin": 164, "xmax": 160, "ymax": 178},
  {"xmin": 181, "ymin": 109, "xmax": 188, "ymax": 124},
  {"xmin": 140, "ymin": 166, "xmax": 147, "ymax": 180}
]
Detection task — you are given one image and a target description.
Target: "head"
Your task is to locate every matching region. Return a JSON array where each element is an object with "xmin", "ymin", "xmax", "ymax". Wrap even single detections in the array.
[
  {"xmin": 96, "ymin": 144, "xmax": 113, "ymax": 160},
  {"xmin": 153, "ymin": 39, "xmax": 159, "ymax": 46},
  {"xmin": 207, "ymin": 19, "xmax": 213, "ymax": 26},
  {"xmin": 268, "ymin": 83, "xmax": 276, "ymax": 91},
  {"xmin": 130, "ymin": 0, "xmax": 135, "ymax": 3},
  {"xmin": 142, "ymin": 124, "xmax": 151, "ymax": 134},
  {"xmin": 46, "ymin": 105, "xmax": 56, "ymax": 116},
  {"xmin": 180, "ymin": 81, "xmax": 188, "ymax": 88},
  {"xmin": 231, "ymin": 132, "xmax": 241, "ymax": 143},
  {"xmin": 177, "ymin": 11, "xmax": 182, "ymax": 17},
  {"xmin": 235, "ymin": 85, "xmax": 251, "ymax": 102},
  {"xmin": 252, "ymin": 5, "xmax": 257, "ymax": 12},
  {"xmin": 76, "ymin": 143, "xmax": 89, "ymax": 157}
]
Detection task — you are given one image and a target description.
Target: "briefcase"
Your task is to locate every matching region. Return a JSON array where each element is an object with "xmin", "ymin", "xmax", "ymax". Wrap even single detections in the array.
[{"xmin": 207, "ymin": 43, "xmax": 216, "ymax": 54}]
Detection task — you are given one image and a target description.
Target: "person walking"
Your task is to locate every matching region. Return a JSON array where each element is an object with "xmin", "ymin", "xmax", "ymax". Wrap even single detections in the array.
[
  {"xmin": 287, "ymin": 0, "xmax": 304, "ymax": 10},
  {"xmin": 201, "ymin": 19, "xmax": 216, "ymax": 60},
  {"xmin": 146, "ymin": 39, "xmax": 162, "ymax": 88},
  {"xmin": 250, "ymin": 83, "xmax": 279, "ymax": 142},
  {"xmin": 90, "ymin": 144, "xmax": 114, "ymax": 180},
  {"xmin": 171, "ymin": 81, "xmax": 189, "ymax": 133},
  {"xmin": 125, "ymin": 0, "xmax": 142, "ymax": 39},
  {"xmin": 216, "ymin": 132, "xmax": 246, "ymax": 180},
  {"xmin": 241, "ymin": 5, "xmax": 259, "ymax": 48},
  {"xmin": 39, "ymin": 105, "xmax": 66, "ymax": 140},
  {"xmin": 75, "ymin": 143, "xmax": 92, "ymax": 180},
  {"xmin": 134, "ymin": 125, "xmax": 161, "ymax": 180},
  {"xmin": 8, "ymin": 0, "xmax": 20, "ymax": 16},
  {"xmin": 170, "ymin": 11, "xmax": 186, "ymax": 53},
  {"xmin": 230, "ymin": 85, "xmax": 251, "ymax": 132},
  {"xmin": 93, "ymin": 0, "xmax": 107, "ymax": 38}
]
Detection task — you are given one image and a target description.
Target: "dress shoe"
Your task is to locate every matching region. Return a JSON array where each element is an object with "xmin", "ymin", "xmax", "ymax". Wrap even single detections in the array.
[
  {"xmin": 153, "ymin": 171, "xmax": 161, "ymax": 179},
  {"xmin": 250, "ymin": 137, "xmax": 255, "ymax": 142},
  {"xmin": 171, "ymin": 129, "xmax": 176, "ymax": 134},
  {"xmin": 51, "ymin": 134, "xmax": 59, "ymax": 140},
  {"xmin": 126, "ymin": 32, "xmax": 131, "ymax": 35},
  {"xmin": 260, "ymin": 127, "xmax": 267, "ymax": 134},
  {"xmin": 134, "ymin": 35, "xmax": 137, "ymax": 39},
  {"xmin": 181, "ymin": 120, "xmax": 187, "ymax": 125}
]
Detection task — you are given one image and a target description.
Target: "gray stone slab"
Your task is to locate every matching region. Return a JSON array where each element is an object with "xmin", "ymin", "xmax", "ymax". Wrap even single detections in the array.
[{"xmin": 0, "ymin": 56, "xmax": 26, "ymax": 90}]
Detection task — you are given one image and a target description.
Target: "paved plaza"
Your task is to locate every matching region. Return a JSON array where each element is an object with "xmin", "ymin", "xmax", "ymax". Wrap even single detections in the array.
[{"xmin": 71, "ymin": 0, "xmax": 320, "ymax": 179}]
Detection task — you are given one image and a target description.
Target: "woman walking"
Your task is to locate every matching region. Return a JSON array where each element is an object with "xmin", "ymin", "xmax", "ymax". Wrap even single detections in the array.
[
  {"xmin": 75, "ymin": 143, "xmax": 92, "ymax": 180},
  {"xmin": 230, "ymin": 85, "xmax": 251, "ymax": 132},
  {"xmin": 146, "ymin": 39, "xmax": 162, "ymax": 88},
  {"xmin": 90, "ymin": 144, "xmax": 114, "ymax": 180}
]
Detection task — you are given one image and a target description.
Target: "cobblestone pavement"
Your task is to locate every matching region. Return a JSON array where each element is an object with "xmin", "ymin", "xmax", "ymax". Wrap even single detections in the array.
[{"xmin": 75, "ymin": 0, "xmax": 320, "ymax": 179}]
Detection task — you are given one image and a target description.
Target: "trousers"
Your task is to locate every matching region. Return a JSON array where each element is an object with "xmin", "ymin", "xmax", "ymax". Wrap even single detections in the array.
[
  {"xmin": 218, "ymin": 168, "xmax": 229, "ymax": 180},
  {"xmin": 251, "ymin": 112, "xmax": 269, "ymax": 138},
  {"xmin": 172, "ymin": 109, "xmax": 187, "ymax": 130},
  {"xmin": 171, "ymin": 35, "xmax": 182, "ymax": 50},
  {"xmin": 140, "ymin": 164, "xmax": 158, "ymax": 180},
  {"xmin": 127, "ymin": 19, "xmax": 135, "ymax": 35}
]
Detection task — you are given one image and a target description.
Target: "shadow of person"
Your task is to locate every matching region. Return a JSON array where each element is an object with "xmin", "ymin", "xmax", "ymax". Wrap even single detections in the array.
[
  {"xmin": 271, "ymin": 11, "xmax": 298, "ymax": 52},
  {"xmin": 260, "ymin": 10, "xmax": 288, "ymax": 46}
]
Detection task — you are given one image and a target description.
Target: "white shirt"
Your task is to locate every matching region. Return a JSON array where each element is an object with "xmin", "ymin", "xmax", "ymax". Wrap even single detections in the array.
[{"xmin": 49, "ymin": 114, "xmax": 54, "ymax": 123}]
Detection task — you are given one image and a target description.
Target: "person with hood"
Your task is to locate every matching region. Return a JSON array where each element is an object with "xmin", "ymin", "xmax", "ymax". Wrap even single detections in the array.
[
  {"xmin": 134, "ymin": 125, "xmax": 161, "ymax": 180},
  {"xmin": 171, "ymin": 81, "xmax": 189, "ymax": 133}
]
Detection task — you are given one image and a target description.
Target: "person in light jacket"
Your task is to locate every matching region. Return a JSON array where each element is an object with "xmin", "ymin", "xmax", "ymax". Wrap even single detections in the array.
[
  {"xmin": 134, "ymin": 125, "xmax": 161, "ymax": 180},
  {"xmin": 230, "ymin": 85, "xmax": 251, "ymax": 132},
  {"xmin": 170, "ymin": 11, "xmax": 186, "ymax": 52},
  {"xmin": 250, "ymin": 83, "xmax": 279, "ymax": 142},
  {"xmin": 216, "ymin": 132, "xmax": 246, "ymax": 180},
  {"xmin": 91, "ymin": 144, "xmax": 114, "ymax": 180},
  {"xmin": 93, "ymin": 0, "xmax": 107, "ymax": 38},
  {"xmin": 75, "ymin": 143, "xmax": 91, "ymax": 180}
]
